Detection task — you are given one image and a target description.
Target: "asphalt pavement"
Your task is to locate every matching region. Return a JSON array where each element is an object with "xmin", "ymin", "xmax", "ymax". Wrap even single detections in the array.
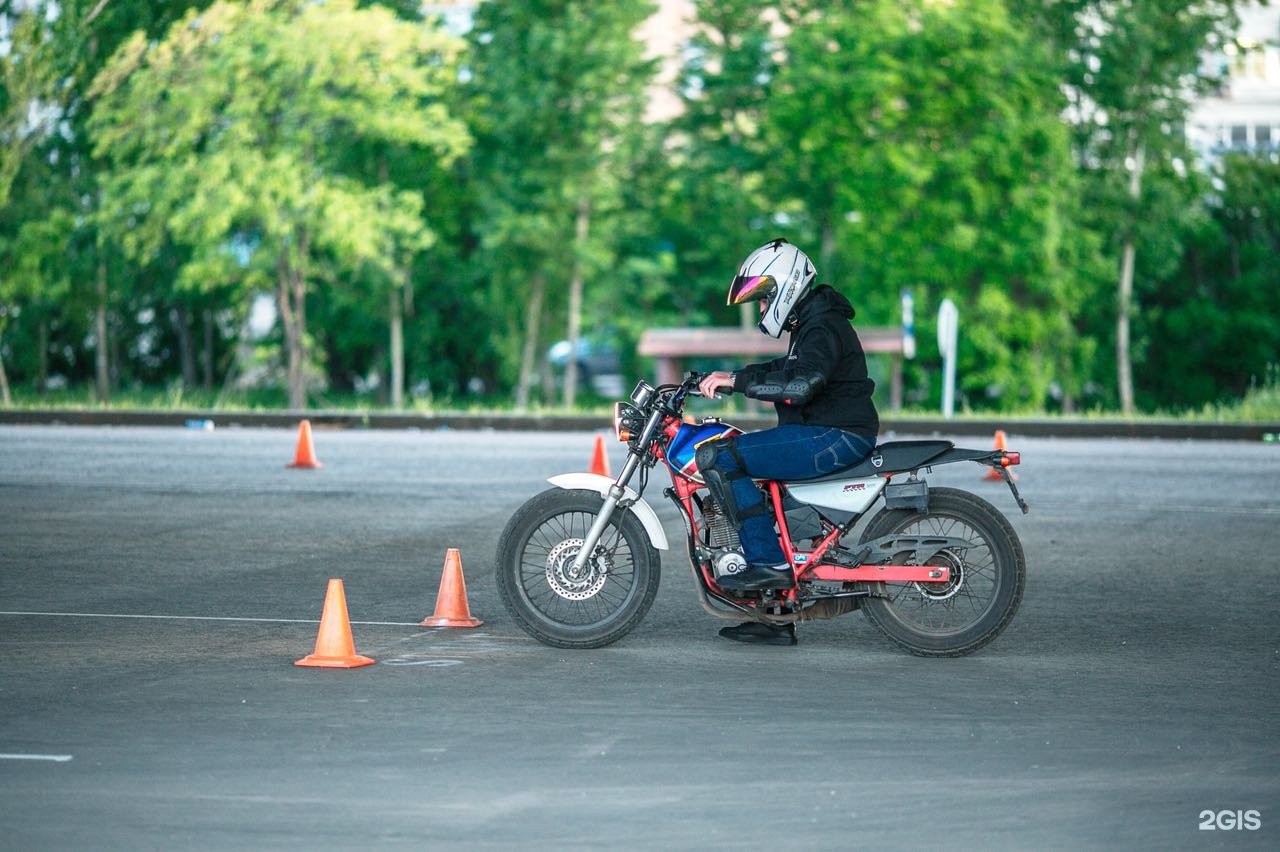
[{"xmin": 1, "ymin": 424, "xmax": 1277, "ymax": 850}]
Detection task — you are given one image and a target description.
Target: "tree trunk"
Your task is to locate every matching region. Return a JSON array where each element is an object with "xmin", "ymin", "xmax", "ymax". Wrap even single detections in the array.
[
  {"xmin": 1116, "ymin": 238, "xmax": 1136, "ymax": 415},
  {"xmin": 516, "ymin": 272, "xmax": 546, "ymax": 411},
  {"xmin": 95, "ymin": 258, "xmax": 110, "ymax": 404},
  {"xmin": 276, "ymin": 269, "xmax": 295, "ymax": 407},
  {"xmin": 287, "ymin": 267, "xmax": 307, "ymax": 410},
  {"xmin": 202, "ymin": 309, "xmax": 214, "ymax": 391},
  {"xmin": 173, "ymin": 305, "xmax": 198, "ymax": 390},
  {"xmin": 0, "ymin": 332, "xmax": 10, "ymax": 405},
  {"xmin": 379, "ymin": 155, "xmax": 405, "ymax": 410},
  {"xmin": 1116, "ymin": 141, "xmax": 1144, "ymax": 417},
  {"xmin": 563, "ymin": 197, "xmax": 591, "ymax": 408},
  {"xmin": 37, "ymin": 316, "xmax": 48, "ymax": 396},
  {"xmin": 277, "ymin": 233, "xmax": 310, "ymax": 410},
  {"xmin": 820, "ymin": 184, "xmax": 836, "ymax": 274},
  {"xmin": 389, "ymin": 285, "xmax": 404, "ymax": 409}
]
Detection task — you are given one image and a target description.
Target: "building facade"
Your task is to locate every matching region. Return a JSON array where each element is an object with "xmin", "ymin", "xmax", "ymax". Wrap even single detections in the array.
[{"xmin": 1187, "ymin": 2, "xmax": 1280, "ymax": 159}]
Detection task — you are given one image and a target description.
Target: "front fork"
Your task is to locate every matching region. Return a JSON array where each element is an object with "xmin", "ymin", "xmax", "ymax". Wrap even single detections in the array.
[
  {"xmin": 568, "ymin": 452, "xmax": 643, "ymax": 571},
  {"xmin": 567, "ymin": 408, "xmax": 663, "ymax": 574}
]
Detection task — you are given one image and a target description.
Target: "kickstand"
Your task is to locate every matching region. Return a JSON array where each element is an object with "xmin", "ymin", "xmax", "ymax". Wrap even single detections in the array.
[{"xmin": 1000, "ymin": 466, "xmax": 1030, "ymax": 514}]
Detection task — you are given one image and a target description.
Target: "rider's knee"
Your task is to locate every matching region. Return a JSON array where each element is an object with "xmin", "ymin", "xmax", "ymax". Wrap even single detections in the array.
[
  {"xmin": 696, "ymin": 438, "xmax": 742, "ymax": 475},
  {"xmin": 695, "ymin": 441, "xmax": 724, "ymax": 474}
]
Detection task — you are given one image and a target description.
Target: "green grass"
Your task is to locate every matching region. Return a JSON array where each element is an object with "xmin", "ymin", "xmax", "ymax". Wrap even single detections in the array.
[
  {"xmin": 1188, "ymin": 365, "xmax": 1280, "ymax": 422},
  {"xmin": 4, "ymin": 369, "xmax": 1278, "ymax": 423},
  {"xmin": 0, "ymin": 384, "xmax": 621, "ymax": 417}
]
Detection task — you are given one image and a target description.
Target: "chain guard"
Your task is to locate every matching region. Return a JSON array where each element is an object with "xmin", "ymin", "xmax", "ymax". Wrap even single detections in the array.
[{"xmin": 859, "ymin": 534, "xmax": 974, "ymax": 566}]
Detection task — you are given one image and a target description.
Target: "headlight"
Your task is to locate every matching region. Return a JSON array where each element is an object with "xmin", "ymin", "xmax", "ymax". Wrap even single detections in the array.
[{"xmin": 613, "ymin": 402, "xmax": 642, "ymax": 442}]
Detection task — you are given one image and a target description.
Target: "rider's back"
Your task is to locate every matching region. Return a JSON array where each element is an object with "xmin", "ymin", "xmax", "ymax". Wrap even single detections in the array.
[{"xmin": 739, "ymin": 284, "xmax": 879, "ymax": 436}]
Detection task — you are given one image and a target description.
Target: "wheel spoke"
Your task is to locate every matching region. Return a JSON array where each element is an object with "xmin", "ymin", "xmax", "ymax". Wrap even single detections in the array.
[
  {"xmin": 509, "ymin": 508, "xmax": 643, "ymax": 627},
  {"xmin": 875, "ymin": 513, "xmax": 1002, "ymax": 635}
]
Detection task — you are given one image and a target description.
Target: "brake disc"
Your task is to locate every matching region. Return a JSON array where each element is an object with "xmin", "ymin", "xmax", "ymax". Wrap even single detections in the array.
[{"xmin": 545, "ymin": 538, "xmax": 611, "ymax": 601}]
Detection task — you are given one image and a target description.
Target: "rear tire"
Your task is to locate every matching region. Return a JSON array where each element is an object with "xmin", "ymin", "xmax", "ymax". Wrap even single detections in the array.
[
  {"xmin": 859, "ymin": 487, "xmax": 1024, "ymax": 657},
  {"xmin": 496, "ymin": 488, "xmax": 660, "ymax": 649}
]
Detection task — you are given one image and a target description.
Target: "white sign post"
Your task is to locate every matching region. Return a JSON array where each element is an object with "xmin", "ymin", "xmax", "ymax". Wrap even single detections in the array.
[
  {"xmin": 937, "ymin": 298, "xmax": 958, "ymax": 419},
  {"xmin": 901, "ymin": 290, "xmax": 916, "ymax": 360}
]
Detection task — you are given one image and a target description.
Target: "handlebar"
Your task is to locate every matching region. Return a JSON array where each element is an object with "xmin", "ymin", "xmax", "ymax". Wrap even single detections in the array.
[{"xmin": 683, "ymin": 371, "xmax": 706, "ymax": 397}]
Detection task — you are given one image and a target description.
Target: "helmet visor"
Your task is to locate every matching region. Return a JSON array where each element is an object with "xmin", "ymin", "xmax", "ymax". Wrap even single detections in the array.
[{"xmin": 727, "ymin": 274, "xmax": 777, "ymax": 306}]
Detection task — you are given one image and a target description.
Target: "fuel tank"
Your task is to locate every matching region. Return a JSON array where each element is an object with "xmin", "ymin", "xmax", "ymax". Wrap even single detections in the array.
[{"xmin": 665, "ymin": 419, "xmax": 742, "ymax": 483}]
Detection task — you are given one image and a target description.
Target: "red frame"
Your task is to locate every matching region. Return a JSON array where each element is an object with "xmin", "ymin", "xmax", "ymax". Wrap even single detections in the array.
[{"xmin": 654, "ymin": 427, "xmax": 950, "ymax": 599}]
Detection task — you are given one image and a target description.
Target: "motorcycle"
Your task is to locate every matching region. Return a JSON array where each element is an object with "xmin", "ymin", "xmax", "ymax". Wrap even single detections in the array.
[{"xmin": 495, "ymin": 372, "xmax": 1029, "ymax": 656}]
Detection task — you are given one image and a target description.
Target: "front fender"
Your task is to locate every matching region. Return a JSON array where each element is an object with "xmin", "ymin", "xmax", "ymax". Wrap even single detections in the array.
[{"xmin": 547, "ymin": 472, "xmax": 670, "ymax": 551}]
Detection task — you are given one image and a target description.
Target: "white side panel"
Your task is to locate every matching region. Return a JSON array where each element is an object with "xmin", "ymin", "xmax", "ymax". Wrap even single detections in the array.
[
  {"xmin": 546, "ymin": 473, "xmax": 670, "ymax": 550},
  {"xmin": 786, "ymin": 475, "xmax": 887, "ymax": 514}
]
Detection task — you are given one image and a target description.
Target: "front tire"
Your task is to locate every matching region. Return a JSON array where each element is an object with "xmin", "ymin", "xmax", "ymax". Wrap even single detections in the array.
[
  {"xmin": 496, "ymin": 488, "xmax": 660, "ymax": 649},
  {"xmin": 859, "ymin": 487, "xmax": 1025, "ymax": 657}
]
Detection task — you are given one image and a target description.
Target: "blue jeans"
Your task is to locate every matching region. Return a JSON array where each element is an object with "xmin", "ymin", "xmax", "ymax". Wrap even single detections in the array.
[{"xmin": 713, "ymin": 425, "xmax": 876, "ymax": 564}]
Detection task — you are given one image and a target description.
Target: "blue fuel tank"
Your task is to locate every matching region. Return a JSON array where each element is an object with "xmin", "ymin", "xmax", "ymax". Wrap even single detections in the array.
[{"xmin": 665, "ymin": 419, "xmax": 743, "ymax": 482}]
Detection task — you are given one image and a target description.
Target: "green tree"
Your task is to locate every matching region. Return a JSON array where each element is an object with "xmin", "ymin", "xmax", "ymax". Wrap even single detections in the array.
[
  {"xmin": 766, "ymin": 0, "xmax": 1086, "ymax": 410},
  {"xmin": 88, "ymin": 0, "xmax": 469, "ymax": 408},
  {"xmin": 662, "ymin": 0, "xmax": 779, "ymax": 329},
  {"xmin": 466, "ymin": 0, "xmax": 656, "ymax": 408},
  {"xmin": 1025, "ymin": 0, "xmax": 1242, "ymax": 413},
  {"xmin": 0, "ymin": 1, "xmax": 88, "ymax": 210},
  {"xmin": 1, "ymin": 1, "xmax": 91, "ymax": 401},
  {"xmin": 1139, "ymin": 152, "xmax": 1280, "ymax": 407},
  {"xmin": 0, "ymin": 1, "xmax": 216, "ymax": 403}
]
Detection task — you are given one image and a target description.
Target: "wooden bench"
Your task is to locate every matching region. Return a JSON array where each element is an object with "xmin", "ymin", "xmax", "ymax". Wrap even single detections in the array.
[{"xmin": 637, "ymin": 326, "xmax": 904, "ymax": 411}]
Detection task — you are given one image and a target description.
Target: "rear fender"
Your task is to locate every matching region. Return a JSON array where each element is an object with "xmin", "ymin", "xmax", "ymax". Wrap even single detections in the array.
[{"xmin": 547, "ymin": 473, "xmax": 670, "ymax": 551}]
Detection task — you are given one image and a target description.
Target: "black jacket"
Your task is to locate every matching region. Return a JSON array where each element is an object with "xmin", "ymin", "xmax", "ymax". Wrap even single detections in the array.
[{"xmin": 730, "ymin": 285, "xmax": 879, "ymax": 437}]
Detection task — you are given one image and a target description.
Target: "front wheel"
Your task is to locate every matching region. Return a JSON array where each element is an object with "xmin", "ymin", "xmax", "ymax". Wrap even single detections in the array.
[
  {"xmin": 496, "ymin": 488, "xmax": 660, "ymax": 649},
  {"xmin": 859, "ymin": 487, "xmax": 1025, "ymax": 657}
]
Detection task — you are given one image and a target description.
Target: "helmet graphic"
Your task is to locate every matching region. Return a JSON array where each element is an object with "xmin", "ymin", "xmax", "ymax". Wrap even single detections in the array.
[{"xmin": 727, "ymin": 238, "xmax": 816, "ymax": 338}]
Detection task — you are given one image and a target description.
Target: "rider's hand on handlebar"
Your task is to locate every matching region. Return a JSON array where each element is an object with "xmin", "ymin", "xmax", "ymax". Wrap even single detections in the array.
[{"xmin": 697, "ymin": 371, "xmax": 735, "ymax": 399}]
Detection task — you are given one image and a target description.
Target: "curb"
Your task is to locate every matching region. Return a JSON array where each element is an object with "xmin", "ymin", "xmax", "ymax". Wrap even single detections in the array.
[{"xmin": 1, "ymin": 408, "xmax": 1276, "ymax": 442}]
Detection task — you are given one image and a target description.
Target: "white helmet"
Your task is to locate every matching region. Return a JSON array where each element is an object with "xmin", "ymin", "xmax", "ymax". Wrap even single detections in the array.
[{"xmin": 727, "ymin": 238, "xmax": 817, "ymax": 338}]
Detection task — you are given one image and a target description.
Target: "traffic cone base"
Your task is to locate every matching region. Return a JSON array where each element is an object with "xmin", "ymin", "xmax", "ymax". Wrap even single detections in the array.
[
  {"xmin": 984, "ymin": 429, "xmax": 1015, "ymax": 481},
  {"xmin": 589, "ymin": 434, "xmax": 611, "ymax": 478},
  {"xmin": 287, "ymin": 419, "xmax": 322, "ymax": 469},
  {"xmin": 420, "ymin": 548, "xmax": 483, "ymax": 629},
  {"xmin": 295, "ymin": 578, "xmax": 375, "ymax": 668},
  {"xmin": 294, "ymin": 652, "xmax": 375, "ymax": 668},
  {"xmin": 420, "ymin": 614, "xmax": 483, "ymax": 628}
]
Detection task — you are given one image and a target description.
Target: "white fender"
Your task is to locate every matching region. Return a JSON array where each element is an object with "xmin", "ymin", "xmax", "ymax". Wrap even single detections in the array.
[{"xmin": 547, "ymin": 472, "xmax": 669, "ymax": 551}]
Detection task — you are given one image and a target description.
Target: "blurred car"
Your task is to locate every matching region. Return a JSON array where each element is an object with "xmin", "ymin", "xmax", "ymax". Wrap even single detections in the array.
[{"xmin": 547, "ymin": 337, "xmax": 624, "ymax": 398}]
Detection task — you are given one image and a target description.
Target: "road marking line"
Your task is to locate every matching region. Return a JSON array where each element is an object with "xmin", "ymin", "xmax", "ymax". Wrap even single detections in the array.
[
  {"xmin": 0, "ymin": 754, "xmax": 73, "ymax": 762},
  {"xmin": 381, "ymin": 658, "xmax": 464, "ymax": 667},
  {"xmin": 0, "ymin": 611, "xmax": 420, "ymax": 626}
]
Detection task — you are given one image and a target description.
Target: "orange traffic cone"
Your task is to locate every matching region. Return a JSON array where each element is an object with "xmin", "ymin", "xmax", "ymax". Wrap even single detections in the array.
[
  {"xmin": 589, "ymin": 434, "xmax": 611, "ymax": 478},
  {"xmin": 420, "ymin": 548, "xmax": 483, "ymax": 628},
  {"xmin": 287, "ymin": 419, "xmax": 322, "ymax": 469},
  {"xmin": 984, "ymin": 430, "xmax": 1016, "ymax": 481},
  {"xmin": 295, "ymin": 578, "xmax": 375, "ymax": 668}
]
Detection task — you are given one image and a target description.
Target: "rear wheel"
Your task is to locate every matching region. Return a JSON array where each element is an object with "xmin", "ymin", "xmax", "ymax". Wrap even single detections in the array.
[
  {"xmin": 859, "ymin": 487, "xmax": 1024, "ymax": 657},
  {"xmin": 496, "ymin": 488, "xmax": 660, "ymax": 649}
]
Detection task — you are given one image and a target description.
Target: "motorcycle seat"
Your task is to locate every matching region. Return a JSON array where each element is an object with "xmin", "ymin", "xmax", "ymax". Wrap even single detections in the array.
[{"xmin": 787, "ymin": 440, "xmax": 955, "ymax": 484}]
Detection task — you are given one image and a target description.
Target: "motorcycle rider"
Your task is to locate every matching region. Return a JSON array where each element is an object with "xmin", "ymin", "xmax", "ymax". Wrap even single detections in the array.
[{"xmin": 696, "ymin": 238, "xmax": 880, "ymax": 645}]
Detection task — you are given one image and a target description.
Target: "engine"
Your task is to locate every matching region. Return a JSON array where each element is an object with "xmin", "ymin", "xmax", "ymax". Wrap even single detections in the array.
[
  {"xmin": 700, "ymin": 496, "xmax": 746, "ymax": 578},
  {"xmin": 701, "ymin": 495, "xmax": 740, "ymax": 548}
]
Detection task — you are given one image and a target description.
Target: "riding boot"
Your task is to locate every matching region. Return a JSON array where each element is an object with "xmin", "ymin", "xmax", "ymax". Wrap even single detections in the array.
[
  {"xmin": 716, "ymin": 562, "xmax": 794, "ymax": 591},
  {"xmin": 718, "ymin": 621, "xmax": 797, "ymax": 646}
]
